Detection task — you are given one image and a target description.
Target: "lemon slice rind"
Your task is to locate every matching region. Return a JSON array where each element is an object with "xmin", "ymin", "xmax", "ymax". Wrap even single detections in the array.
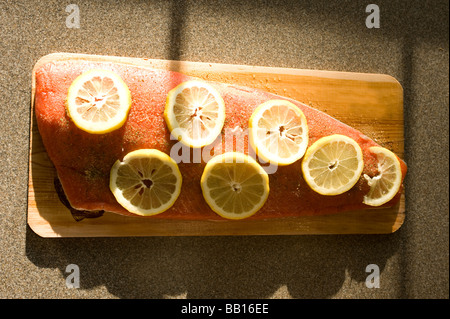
[
  {"xmin": 249, "ymin": 99, "xmax": 309, "ymax": 166},
  {"xmin": 363, "ymin": 146, "xmax": 402, "ymax": 207},
  {"xmin": 66, "ymin": 69, "xmax": 132, "ymax": 134},
  {"xmin": 109, "ymin": 149, "xmax": 182, "ymax": 216},
  {"xmin": 200, "ymin": 152, "xmax": 270, "ymax": 220},
  {"xmin": 302, "ymin": 134, "xmax": 364, "ymax": 196}
]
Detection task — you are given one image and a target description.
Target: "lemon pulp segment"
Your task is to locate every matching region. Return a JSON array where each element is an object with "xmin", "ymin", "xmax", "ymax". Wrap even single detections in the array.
[
  {"xmin": 363, "ymin": 146, "xmax": 402, "ymax": 206},
  {"xmin": 302, "ymin": 134, "xmax": 364, "ymax": 195},
  {"xmin": 200, "ymin": 152, "xmax": 270, "ymax": 219},
  {"xmin": 164, "ymin": 80, "xmax": 225, "ymax": 148},
  {"xmin": 249, "ymin": 99, "xmax": 309, "ymax": 166},
  {"xmin": 66, "ymin": 69, "xmax": 132, "ymax": 134},
  {"xmin": 109, "ymin": 149, "xmax": 182, "ymax": 216}
]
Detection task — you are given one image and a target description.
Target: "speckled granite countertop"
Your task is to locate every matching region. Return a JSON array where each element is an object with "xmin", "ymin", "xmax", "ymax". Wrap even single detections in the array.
[{"xmin": 0, "ymin": 0, "xmax": 448, "ymax": 299}]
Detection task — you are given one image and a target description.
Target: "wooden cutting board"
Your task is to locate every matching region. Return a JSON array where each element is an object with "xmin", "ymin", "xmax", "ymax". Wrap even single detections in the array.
[{"xmin": 27, "ymin": 53, "xmax": 405, "ymax": 237}]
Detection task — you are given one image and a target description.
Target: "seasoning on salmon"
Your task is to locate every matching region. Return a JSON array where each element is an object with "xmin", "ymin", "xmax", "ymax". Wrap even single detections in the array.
[{"xmin": 33, "ymin": 59, "xmax": 407, "ymax": 220}]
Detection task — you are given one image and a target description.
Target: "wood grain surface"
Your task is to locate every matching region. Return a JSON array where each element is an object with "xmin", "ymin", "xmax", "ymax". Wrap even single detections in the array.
[{"xmin": 27, "ymin": 53, "xmax": 405, "ymax": 237}]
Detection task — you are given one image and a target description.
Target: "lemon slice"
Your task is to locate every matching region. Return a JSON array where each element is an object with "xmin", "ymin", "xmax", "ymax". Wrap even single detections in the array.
[
  {"xmin": 109, "ymin": 149, "xmax": 182, "ymax": 216},
  {"xmin": 200, "ymin": 152, "xmax": 270, "ymax": 220},
  {"xmin": 249, "ymin": 99, "xmax": 309, "ymax": 165},
  {"xmin": 363, "ymin": 146, "xmax": 402, "ymax": 206},
  {"xmin": 164, "ymin": 80, "xmax": 225, "ymax": 148},
  {"xmin": 66, "ymin": 69, "xmax": 132, "ymax": 134},
  {"xmin": 302, "ymin": 134, "xmax": 364, "ymax": 195}
]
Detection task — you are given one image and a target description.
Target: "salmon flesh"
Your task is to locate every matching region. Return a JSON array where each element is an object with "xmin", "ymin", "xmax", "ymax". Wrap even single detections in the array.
[{"xmin": 33, "ymin": 58, "xmax": 407, "ymax": 220}]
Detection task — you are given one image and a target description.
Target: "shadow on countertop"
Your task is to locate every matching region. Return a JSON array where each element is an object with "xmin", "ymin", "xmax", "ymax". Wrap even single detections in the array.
[{"xmin": 25, "ymin": 225, "xmax": 402, "ymax": 298}]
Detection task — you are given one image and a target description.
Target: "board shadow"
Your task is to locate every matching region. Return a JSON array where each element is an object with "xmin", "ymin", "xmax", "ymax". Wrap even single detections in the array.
[{"xmin": 25, "ymin": 225, "xmax": 402, "ymax": 298}]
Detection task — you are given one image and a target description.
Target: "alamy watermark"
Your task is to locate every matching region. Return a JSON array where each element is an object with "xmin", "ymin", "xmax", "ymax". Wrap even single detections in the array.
[
  {"xmin": 365, "ymin": 264, "xmax": 380, "ymax": 288},
  {"xmin": 64, "ymin": 4, "xmax": 381, "ymax": 32},
  {"xmin": 366, "ymin": 4, "xmax": 380, "ymax": 29},
  {"xmin": 65, "ymin": 264, "xmax": 80, "ymax": 288},
  {"xmin": 169, "ymin": 126, "xmax": 279, "ymax": 174},
  {"xmin": 65, "ymin": 4, "xmax": 80, "ymax": 29}
]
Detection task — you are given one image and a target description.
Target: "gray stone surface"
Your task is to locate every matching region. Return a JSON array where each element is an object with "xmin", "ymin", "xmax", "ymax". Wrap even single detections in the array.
[{"xmin": 0, "ymin": 0, "xmax": 448, "ymax": 299}]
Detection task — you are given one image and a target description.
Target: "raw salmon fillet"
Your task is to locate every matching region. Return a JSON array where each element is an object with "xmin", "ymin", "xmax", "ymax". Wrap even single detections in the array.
[{"xmin": 33, "ymin": 56, "xmax": 407, "ymax": 220}]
